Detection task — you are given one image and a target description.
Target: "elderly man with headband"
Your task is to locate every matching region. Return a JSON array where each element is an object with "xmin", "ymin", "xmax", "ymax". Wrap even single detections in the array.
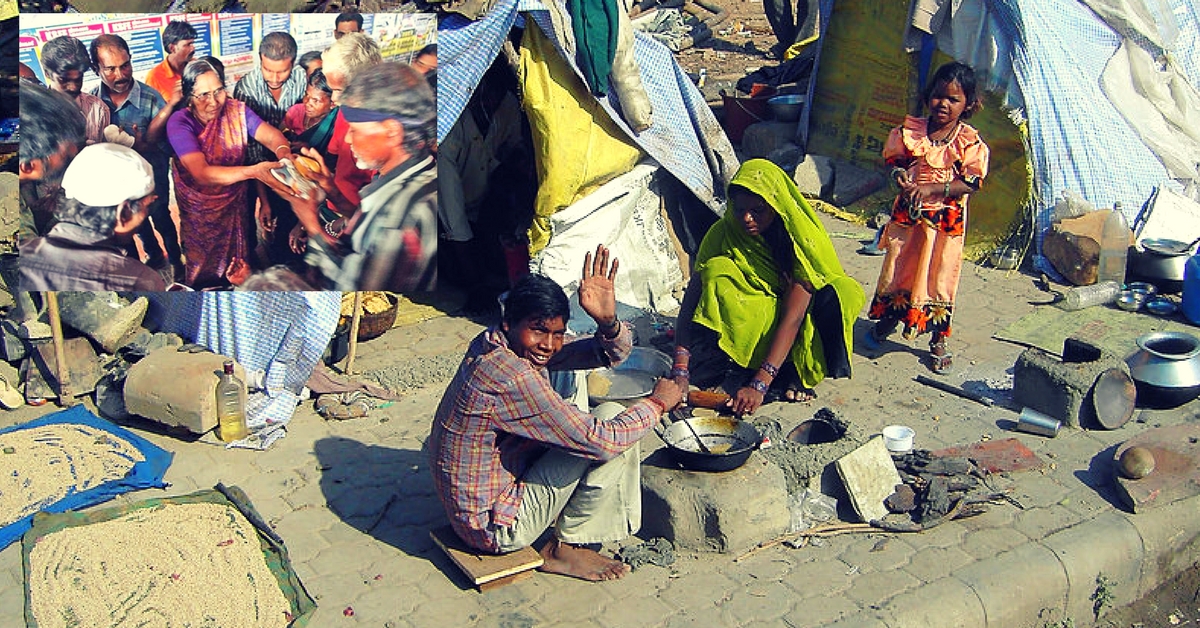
[{"xmin": 282, "ymin": 60, "xmax": 437, "ymax": 292}]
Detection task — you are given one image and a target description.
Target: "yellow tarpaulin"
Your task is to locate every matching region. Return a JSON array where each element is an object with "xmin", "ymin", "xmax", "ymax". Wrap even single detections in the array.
[
  {"xmin": 518, "ymin": 22, "xmax": 645, "ymax": 255},
  {"xmin": 805, "ymin": 0, "xmax": 1032, "ymax": 260}
]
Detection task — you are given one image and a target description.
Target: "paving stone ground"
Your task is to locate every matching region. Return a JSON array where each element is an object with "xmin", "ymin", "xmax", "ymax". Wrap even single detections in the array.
[{"xmin": 1, "ymin": 212, "xmax": 1198, "ymax": 627}]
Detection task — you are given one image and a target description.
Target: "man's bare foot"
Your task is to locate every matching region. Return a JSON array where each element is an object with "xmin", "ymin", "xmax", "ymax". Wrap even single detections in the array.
[{"xmin": 537, "ymin": 537, "xmax": 631, "ymax": 582}]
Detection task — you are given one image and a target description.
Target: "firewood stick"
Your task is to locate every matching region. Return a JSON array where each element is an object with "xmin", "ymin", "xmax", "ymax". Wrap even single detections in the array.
[
  {"xmin": 45, "ymin": 292, "xmax": 75, "ymax": 407},
  {"xmin": 734, "ymin": 523, "xmax": 874, "ymax": 562}
]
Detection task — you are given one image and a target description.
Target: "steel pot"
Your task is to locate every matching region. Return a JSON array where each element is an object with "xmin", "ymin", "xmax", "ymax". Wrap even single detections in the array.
[
  {"xmin": 1127, "ymin": 239, "xmax": 1197, "ymax": 294},
  {"xmin": 657, "ymin": 415, "xmax": 761, "ymax": 472},
  {"xmin": 1126, "ymin": 331, "xmax": 1200, "ymax": 408}
]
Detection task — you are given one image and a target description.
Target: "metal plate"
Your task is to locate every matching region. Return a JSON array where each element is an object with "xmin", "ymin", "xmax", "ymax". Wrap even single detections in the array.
[{"xmin": 1091, "ymin": 368, "xmax": 1137, "ymax": 429}]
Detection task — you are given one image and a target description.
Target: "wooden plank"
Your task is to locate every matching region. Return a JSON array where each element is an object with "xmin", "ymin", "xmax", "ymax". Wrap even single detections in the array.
[{"xmin": 429, "ymin": 525, "xmax": 543, "ymax": 587}]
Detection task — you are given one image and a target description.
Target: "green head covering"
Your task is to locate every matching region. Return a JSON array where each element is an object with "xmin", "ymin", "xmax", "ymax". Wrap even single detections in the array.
[{"xmin": 693, "ymin": 159, "xmax": 865, "ymax": 388}]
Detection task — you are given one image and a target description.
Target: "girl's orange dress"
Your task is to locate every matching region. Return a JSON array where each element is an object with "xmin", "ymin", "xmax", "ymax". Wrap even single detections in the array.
[{"xmin": 867, "ymin": 115, "xmax": 990, "ymax": 339}]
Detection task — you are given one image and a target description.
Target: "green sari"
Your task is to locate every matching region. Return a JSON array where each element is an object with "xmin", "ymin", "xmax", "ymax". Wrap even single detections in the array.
[{"xmin": 692, "ymin": 159, "xmax": 866, "ymax": 389}]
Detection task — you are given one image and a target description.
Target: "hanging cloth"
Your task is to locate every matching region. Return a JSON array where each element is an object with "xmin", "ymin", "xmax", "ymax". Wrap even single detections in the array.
[{"xmin": 566, "ymin": 0, "xmax": 619, "ymax": 95}]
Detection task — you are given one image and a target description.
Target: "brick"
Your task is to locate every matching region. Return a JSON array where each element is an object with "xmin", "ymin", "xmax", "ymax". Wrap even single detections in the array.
[{"xmin": 123, "ymin": 347, "xmax": 245, "ymax": 434}]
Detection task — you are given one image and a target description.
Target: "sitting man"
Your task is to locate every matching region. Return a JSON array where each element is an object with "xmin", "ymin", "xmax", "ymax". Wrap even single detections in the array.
[
  {"xmin": 19, "ymin": 143, "xmax": 167, "ymax": 291},
  {"xmin": 429, "ymin": 246, "xmax": 684, "ymax": 581}
]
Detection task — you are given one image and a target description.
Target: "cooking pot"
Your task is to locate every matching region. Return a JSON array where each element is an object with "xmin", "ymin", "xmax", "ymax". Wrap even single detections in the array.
[
  {"xmin": 1127, "ymin": 238, "xmax": 1198, "ymax": 294},
  {"xmin": 657, "ymin": 414, "xmax": 762, "ymax": 472},
  {"xmin": 1126, "ymin": 331, "xmax": 1200, "ymax": 408}
]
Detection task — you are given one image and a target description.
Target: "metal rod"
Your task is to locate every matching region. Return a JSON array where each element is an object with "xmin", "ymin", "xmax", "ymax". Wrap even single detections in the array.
[{"xmin": 914, "ymin": 375, "xmax": 994, "ymax": 407}]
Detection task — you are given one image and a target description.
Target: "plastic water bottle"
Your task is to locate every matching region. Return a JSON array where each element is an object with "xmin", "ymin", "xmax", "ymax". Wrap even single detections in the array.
[
  {"xmin": 216, "ymin": 360, "xmax": 248, "ymax": 443},
  {"xmin": 1184, "ymin": 254, "xmax": 1200, "ymax": 324},
  {"xmin": 1058, "ymin": 281, "xmax": 1121, "ymax": 311},
  {"xmin": 1097, "ymin": 204, "xmax": 1130, "ymax": 287}
]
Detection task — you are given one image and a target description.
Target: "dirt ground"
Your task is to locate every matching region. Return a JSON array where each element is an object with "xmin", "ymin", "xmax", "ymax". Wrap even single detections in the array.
[
  {"xmin": 658, "ymin": 0, "xmax": 781, "ymax": 102},
  {"xmin": 1098, "ymin": 562, "xmax": 1200, "ymax": 628}
]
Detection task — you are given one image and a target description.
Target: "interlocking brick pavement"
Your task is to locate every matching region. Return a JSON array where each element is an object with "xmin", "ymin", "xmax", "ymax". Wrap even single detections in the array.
[{"xmin": 1, "ymin": 213, "xmax": 1199, "ymax": 627}]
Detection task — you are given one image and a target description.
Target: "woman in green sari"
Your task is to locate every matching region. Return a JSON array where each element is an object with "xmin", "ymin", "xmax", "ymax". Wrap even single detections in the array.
[{"xmin": 670, "ymin": 159, "xmax": 865, "ymax": 417}]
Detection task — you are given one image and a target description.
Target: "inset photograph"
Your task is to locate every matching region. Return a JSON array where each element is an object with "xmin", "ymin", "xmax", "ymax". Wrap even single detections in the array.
[{"xmin": 18, "ymin": 11, "xmax": 436, "ymax": 292}]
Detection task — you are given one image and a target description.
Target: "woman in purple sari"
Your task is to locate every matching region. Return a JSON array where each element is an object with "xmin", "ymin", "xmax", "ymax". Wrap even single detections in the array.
[{"xmin": 167, "ymin": 59, "xmax": 294, "ymax": 289}]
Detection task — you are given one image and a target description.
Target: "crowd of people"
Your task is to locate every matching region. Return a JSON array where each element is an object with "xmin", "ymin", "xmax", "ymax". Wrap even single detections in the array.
[{"xmin": 16, "ymin": 12, "xmax": 439, "ymax": 292}]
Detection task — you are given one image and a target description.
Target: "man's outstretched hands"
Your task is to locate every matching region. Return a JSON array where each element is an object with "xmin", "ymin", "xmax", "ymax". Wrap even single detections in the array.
[{"xmin": 579, "ymin": 244, "xmax": 619, "ymax": 330}]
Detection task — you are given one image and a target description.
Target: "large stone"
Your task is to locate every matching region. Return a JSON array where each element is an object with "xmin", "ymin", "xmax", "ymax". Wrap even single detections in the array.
[
  {"xmin": 1012, "ymin": 337, "xmax": 1130, "ymax": 428},
  {"xmin": 640, "ymin": 451, "xmax": 790, "ymax": 554},
  {"xmin": 123, "ymin": 347, "xmax": 246, "ymax": 434},
  {"xmin": 834, "ymin": 436, "xmax": 901, "ymax": 523},
  {"xmin": 741, "ymin": 121, "xmax": 800, "ymax": 159},
  {"xmin": 792, "ymin": 154, "xmax": 834, "ymax": 198},
  {"xmin": 829, "ymin": 160, "xmax": 885, "ymax": 206}
]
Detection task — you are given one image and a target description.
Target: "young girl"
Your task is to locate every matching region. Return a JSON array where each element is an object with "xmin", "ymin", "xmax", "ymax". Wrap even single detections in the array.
[{"xmin": 863, "ymin": 61, "xmax": 990, "ymax": 374}]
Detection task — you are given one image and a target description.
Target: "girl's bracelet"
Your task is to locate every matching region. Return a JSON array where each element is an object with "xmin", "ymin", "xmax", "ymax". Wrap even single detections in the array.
[
  {"xmin": 759, "ymin": 361, "xmax": 780, "ymax": 379},
  {"xmin": 670, "ymin": 367, "xmax": 690, "ymax": 380},
  {"xmin": 748, "ymin": 379, "xmax": 769, "ymax": 395}
]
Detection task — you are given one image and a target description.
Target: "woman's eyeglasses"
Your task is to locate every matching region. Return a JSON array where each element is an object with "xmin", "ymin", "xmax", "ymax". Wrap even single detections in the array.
[{"xmin": 192, "ymin": 86, "xmax": 227, "ymax": 103}]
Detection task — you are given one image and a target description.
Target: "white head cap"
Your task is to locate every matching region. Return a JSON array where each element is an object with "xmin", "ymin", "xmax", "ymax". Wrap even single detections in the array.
[{"xmin": 61, "ymin": 143, "xmax": 155, "ymax": 207}]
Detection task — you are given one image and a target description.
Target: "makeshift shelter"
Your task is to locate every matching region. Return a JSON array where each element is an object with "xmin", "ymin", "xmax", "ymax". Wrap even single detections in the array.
[
  {"xmin": 439, "ymin": 0, "xmax": 738, "ymax": 313},
  {"xmin": 805, "ymin": 0, "xmax": 1200, "ymax": 275}
]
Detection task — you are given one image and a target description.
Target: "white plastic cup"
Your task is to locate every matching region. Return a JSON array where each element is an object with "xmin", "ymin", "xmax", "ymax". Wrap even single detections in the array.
[{"xmin": 882, "ymin": 425, "xmax": 915, "ymax": 453}]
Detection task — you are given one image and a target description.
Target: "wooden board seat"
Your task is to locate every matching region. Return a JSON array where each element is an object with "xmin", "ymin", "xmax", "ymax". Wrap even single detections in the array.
[{"xmin": 429, "ymin": 525, "xmax": 543, "ymax": 591}]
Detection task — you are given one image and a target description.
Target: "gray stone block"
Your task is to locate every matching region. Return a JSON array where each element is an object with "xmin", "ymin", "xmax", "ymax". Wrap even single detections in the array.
[
  {"xmin": 741, "ymin": 121, "xmax": 799, "ymax": 159},
  {"xmin": 834, "ymin": 435, "xmax": 901, "ymax": 523},
  {"xmin": 123, "ymin": 347, "xmax": 246, "ymax": 434},
  {"xmin": 793, "ymin": 154, "xmax": 834, "ymax": 198},
  {"xmin": 1012, "ymin": 338, "xmax": 1130, "ymax": 428},
  {"xmin": 829, "ymin": 160, "xmax": 886, "ymax": 206},
  {"xmin": 640, "ymin": 452, "xmax": 790, "ymax": 554}
]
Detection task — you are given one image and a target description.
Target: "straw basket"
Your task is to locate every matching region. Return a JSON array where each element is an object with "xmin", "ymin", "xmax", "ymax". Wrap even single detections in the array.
[{"xmin": 338, "ymin": 293, "xmax": 399, "ymax": 341}]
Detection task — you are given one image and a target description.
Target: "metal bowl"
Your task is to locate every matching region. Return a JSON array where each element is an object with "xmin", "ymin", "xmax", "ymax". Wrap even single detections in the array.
[
  {"xmin": 1125, "ymin": 281, "xmax": 1158, "ymax": 299},
  {"xmin": 1115, "ymin": 290, "xmax": 1145, "ymax": 311},
  {"xmin": 1145, "ymin": 296, "xmax": 1179, "ymax": 317},
  {"xmin": 767, "ymin": 94, "xmax": 805, "ymax": 122},
  {"xmin": 588, "ymin": 347, "xmax": 671, "ymax": 404}
]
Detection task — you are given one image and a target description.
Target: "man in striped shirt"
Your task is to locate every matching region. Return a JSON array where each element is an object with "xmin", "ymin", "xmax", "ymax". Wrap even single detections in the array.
[
  {"xmin": 233, "ymin": 31, "xmax": 308, "ymax": 269},
  {"xmin": 430, "ymin": 247, "xmax": 684, "ymax": 581}
]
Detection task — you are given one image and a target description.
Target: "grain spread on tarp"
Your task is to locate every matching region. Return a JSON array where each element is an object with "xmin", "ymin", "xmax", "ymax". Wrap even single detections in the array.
[
  {"xmin": 27, "ymin": 501, "xmax": 292, "ymax": 628},
  {"xmin": 0, "ymin": 424, "xmax": 145, "ymax": 529}
]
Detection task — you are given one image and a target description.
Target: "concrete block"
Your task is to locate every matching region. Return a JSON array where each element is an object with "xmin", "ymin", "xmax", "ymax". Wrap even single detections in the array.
[
  {"xmin": 1012, "ymin": 339, "xmax": 1130, "ymax": 428},
  {"xmin": 741, "ymin": 122, "xmax": 799, "ymax": 159},
  {"xmin": 829, "ymin": 160, "xmax": 885, "ymax": 206},
  {"xmin": 766, "ymin": 145, "xmax": 804, "ymax": 173},
  {"xmin": 793, "ymin": 154, "xmax": 834, "ymax": 198},
  {"xmin": 878, "ymin": 576, "xmax": 986, "ymax": 628},
  {"xmin": 835, "ymin": 436, "xmax": 901, "ymax": 523},
  {"xmin": 123, "ymin": 347, "xmax": 245, "ymax": 434},
  {"xmin": 1124, "ymin": 494, "xmax": 1200, "ymax": 596},
  {"xmin": 640, "ymin": 452, "xmax": 790, "ymax": 554},
  {"xmin": 953, "ymin": 543, "xmax": 1066, "ymax": 628},
  {"xmin": 1042, "ymin": 512, "xmax": 1142, "ymax": 623}
]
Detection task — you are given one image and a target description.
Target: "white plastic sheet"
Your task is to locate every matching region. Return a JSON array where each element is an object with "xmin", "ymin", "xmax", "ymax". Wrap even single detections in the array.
[{"xmin": 531, "ymin": 162, "xmax": 685, "ymax": 314}]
